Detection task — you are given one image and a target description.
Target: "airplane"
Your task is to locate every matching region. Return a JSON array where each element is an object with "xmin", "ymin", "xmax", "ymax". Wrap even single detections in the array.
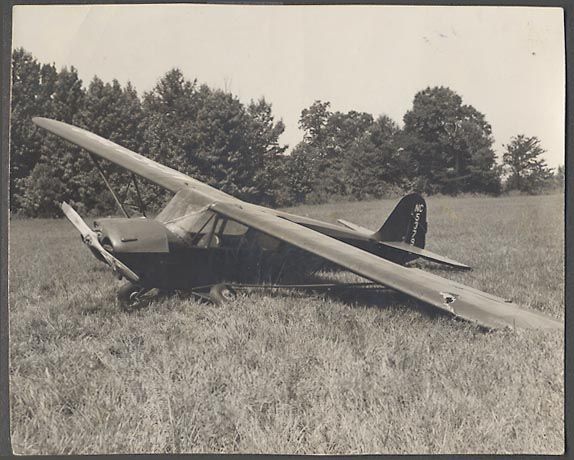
[{"xmin": 32, "ymin": 117, "xmax": 562, "ymax": 331}]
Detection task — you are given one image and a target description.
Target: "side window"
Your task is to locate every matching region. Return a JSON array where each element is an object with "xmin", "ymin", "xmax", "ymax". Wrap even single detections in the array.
[{"xmin": 222, "ymin": 219, "xmax": 248, "ymax": 236}]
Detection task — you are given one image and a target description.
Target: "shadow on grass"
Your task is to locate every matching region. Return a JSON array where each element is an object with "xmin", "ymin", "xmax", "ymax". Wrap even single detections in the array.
[
  {"xmin": 406, "ymin": 260, "xmax": 473, "ymax": 273},
  {"xmin": 323, "ymin": 284, "xmax": 467, "ymax": 325},
  {"xmin": 101, "ymin": 270, "xmax": 488, "ymax": 331}
]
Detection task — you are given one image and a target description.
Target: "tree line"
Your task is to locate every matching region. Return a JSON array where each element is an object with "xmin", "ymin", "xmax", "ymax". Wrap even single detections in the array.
[{"xmin": 10, "ymin": 48, "xmax": 562, "ymax": 217}]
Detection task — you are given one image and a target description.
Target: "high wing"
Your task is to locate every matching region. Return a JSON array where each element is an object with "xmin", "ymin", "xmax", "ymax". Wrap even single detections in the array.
[
  {"xmin": 32, "ymin": 117, "xmax": 468, "ymax": 267},
  {"xmin": 210, "ymin": 201, "xmax": 561, "ymax": 330},
  {"xmin": 32, "ymin": 117, "xmax": 237, "ymax": 203},
  {"xmin": 34, "ymin": 117, "xmax": 560, "ymax": 330}
]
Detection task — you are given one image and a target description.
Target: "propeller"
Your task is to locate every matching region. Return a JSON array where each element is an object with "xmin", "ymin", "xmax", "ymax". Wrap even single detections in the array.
[{"xmin": 61, "ymin": 202, "xmax": 140, "ymax": 283}]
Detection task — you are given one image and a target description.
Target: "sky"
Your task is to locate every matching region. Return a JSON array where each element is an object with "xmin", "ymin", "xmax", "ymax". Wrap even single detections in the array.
[{"xmin": 12, "ymin": 4, "xmax": 565, "ymax": 167}]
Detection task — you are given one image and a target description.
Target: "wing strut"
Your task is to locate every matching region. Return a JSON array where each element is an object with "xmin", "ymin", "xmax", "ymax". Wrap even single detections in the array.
[
  {"xmin": 131, "ymin": 173, "xmax": 147, "ymax": 217},
  {"xmin": 89, "ymin": 154, "xmax": 148, "ymax": 218},
  {"xmin": 89, "ymin": 154, "xmax": 130, "ymax": 218}
]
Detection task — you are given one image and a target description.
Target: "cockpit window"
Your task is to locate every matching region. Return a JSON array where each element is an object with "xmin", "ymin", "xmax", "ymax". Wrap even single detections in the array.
[
  {"xmin": 155, "ymin": 189, "xmax": 212, "ymax": 223},
  {"xmin": 162, "ymin": 208, "xmax": 248, "ymax": 247},
  {"xmin": 221, "ymin": 219, "xmax": 248, "ymax": 236},
  {"xmin": 156, "ymin": 189, "xmax": 249, "ymax": 241},
  {"xmin": 166, "ymin": 208, "xmax": 214, "ymax": 232}
]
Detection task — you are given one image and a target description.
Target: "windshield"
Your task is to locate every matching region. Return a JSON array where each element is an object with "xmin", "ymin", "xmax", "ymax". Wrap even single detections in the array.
[{"xmin": 155, "ymin": 189, "xmax": 209, "ymax": 222}]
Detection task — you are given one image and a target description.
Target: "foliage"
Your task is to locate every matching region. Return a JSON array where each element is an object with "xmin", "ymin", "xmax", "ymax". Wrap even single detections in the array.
[
  {"xmin": 10, "ymin": 49, "xmax": 57, "ymax": 209},
  {"xmin": 13, "ymin": 49, "xmax": 561, "ymax": 217},
  {"xmin": 74, "ymin": 78, "xmax": 144, "ymax": 214},
  {"xmin": 10, "ymin": 55, "xmax": 287, "ymax": 216},
  {"xmin": 343, "ymin": 115, "xmax": 407, "ymax": 200},
  {"xmin": 246, "ymin": 98, "xmax": 288, "ymax": 205},
  {"xmin": 402, "ymin": 86, "xmax": 501, "ymax": 195},
  {"xmin": 19, "ymin": 63, "xmax": 86, "ymax": 217},
  {"xmin": 139, "ymin": 70, "xmax": 287, "ymax": 209},
  {"xmin": 287, "ymin": 101, "xmax": 407, "ymax": 204},
  {"xmin": 275, "ymin": 144, "xmax": 315, "ymax": 206},
  {"xmin": 502, "ymin": 135, "xmax": 555, "ymax": 194}
]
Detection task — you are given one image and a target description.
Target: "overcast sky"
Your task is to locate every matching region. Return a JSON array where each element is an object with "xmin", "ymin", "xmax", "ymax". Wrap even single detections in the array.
[{"xmin": 12, "ymin": 4, "xmax": 565, "ymax": 167}]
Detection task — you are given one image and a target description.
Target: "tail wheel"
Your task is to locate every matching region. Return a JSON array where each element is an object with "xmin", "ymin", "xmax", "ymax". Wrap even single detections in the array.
[{"xmin": 208, "ymin": 283, "xmax": 237, "ymax": 305}]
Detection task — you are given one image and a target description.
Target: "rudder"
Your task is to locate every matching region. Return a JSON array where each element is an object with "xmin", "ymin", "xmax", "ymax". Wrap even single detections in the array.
[{"xmin": 373, "ymin": 193, "xmax": 427, "ymax": 248}]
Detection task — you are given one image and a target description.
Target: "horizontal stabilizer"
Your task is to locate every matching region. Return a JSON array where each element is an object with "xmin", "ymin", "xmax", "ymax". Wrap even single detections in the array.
[
  {"xmin": 380, "ymin": 241, "xmax": 471, "ymax": 270},
  {"xmin": 337, "ymin": 217, "xmax": 471, "ymax": 270},
  {"xmin": 336, "ymin": 218, "xmax": 373, "ymax": 236}
]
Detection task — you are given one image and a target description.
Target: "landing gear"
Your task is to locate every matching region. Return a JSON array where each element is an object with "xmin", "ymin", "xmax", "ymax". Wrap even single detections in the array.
[
  {"xmin": 116, "ymin": 282, "xmax": 238, "ymax": 308},
  {"xmin": 208, "ymin": 283, "xmax": 237, "ymax": 305},
  {"xmin": 117, "ymin": 282, "xmax": 150, "ymax": 309}
]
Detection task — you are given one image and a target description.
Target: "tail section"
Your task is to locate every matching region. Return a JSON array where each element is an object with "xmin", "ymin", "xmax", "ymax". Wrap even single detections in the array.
[
  {"xmin": 338, "ymin": 193, "xmax": 470, "ymax": 269},
  {"xmin": 374, "ymin": 193, "xmax": 427, "ymax": 248}
]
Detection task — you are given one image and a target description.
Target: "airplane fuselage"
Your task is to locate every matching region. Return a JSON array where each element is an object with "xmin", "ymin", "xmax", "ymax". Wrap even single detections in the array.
[
  {"xmin": 91, "ymin": 221, "xmax": 408, "ymax": 291},
  {"xmin": 92, "ymin": 215, "xmax": 326, "ymax": 290}
]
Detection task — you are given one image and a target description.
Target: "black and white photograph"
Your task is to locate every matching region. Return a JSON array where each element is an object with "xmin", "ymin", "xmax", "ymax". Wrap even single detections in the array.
[{"xmin": 6, "ymin": 3, "xmax": 566, "ymax": 455}]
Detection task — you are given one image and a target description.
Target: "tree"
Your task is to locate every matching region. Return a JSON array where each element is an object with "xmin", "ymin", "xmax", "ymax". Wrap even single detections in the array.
[
  {"xmin": 20, "ymin": 65, "xmax": 86, "ymax": 216},
  {"xmin": 18, "ymin": 67, "xmax": 146, "ymax": 217},
  {"xmin": 299, "ymin": 100, "xmax": 331, "ymax": 143},
  {"xmin": 68, "ymin": 77, "xmax": 145, "ymax": 214},
  {"xmin": 137, "ymin": 69, "xmax": 203, "ymax": 211},
  {"xmin": 139, "ymin": 69, "xmax": 287, "ymax": 208},
  {"xmin": 246, "ymin": 98, "xmax": 287, "ymax": 205},
  {"xmin": 292, "ymin": 101, "xmax": 375, "ymax": 201},
  {"xmin": 11, "ymin": 52, "xmax": 291, "ymax": 215},
  {"xmin": 402, "ymin": 86, "xmax": 501, "ymax": 195},
  {"xmin": 503, "ymin": 135, "xmax": 553, "ymax": 194},
  {"xmin": 9, "ymin": 49, "xmax": 59, "ymax": 211},
  {"xmin": 277, "ymin": 144, "xmax": 315, "ymax": 205},
  {"xmin": 192, "ymin": 87, "xmax": 258, "ymax": 199},
  {"xmin": 343, "ymin": 115, "xmax": 407, "ymax": 199}
]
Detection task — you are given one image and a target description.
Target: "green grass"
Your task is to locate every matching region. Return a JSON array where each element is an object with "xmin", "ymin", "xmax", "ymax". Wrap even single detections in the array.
[{"xmin": 9, "ymin": 194, "xmax": 564, "ymax": 454}]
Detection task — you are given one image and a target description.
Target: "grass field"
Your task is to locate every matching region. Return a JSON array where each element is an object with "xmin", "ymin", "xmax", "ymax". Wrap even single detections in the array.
[{"xmin": 9, "ymin": 193, "xmax": 564, "ymax": 454}]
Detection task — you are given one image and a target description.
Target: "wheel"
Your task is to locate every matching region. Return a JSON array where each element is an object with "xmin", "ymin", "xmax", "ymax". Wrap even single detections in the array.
[
  {"xmin": 117, "ymin": 282, "xmax": 140, "ymax": 303},
  {"xmin": 117, "ymin": 282, "xmax": 150, "ymax": 309},
  {"xmin": 208, "ymin": 283, "xmax": 237, "ymax": 305}
]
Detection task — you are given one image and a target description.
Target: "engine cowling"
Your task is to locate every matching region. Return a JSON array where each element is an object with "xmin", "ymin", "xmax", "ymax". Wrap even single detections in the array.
[{"xmin": 93, "ymin": 218, "xmax": 180, "ymax": 254}]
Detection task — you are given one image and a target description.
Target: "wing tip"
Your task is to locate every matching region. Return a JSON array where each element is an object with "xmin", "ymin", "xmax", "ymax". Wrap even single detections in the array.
[
  {"xmin": 32, "ymin": 116, "xmax": 53, "ymax": 128},
  {"xmin": 455, "ymin": 262, "xmax": 472, "ymax": 271}
]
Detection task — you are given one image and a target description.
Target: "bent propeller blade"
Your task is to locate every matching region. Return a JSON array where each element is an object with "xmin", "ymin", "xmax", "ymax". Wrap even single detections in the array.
[
  {"xmin": 61, "ymin": 202, "xmax": 140, "ymax": 283},
  {"xmin": 61, "ymin": 201, "xmax": 94, "ymax": 239}
]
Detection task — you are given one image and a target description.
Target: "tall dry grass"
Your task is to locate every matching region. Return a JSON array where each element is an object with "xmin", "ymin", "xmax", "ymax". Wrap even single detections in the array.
[{"xmin": 9, "ymin": 193, "xmax": 563, "ymax": 454}]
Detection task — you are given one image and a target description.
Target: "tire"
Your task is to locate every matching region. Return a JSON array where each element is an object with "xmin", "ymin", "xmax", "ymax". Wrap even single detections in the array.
[
  {"xmin": 209, "ymin": 283, "xmax": 237, "ymax": 305},
  {"xmin": 117, "ymin": 282, "xmax": 141, "ymax": 304}
]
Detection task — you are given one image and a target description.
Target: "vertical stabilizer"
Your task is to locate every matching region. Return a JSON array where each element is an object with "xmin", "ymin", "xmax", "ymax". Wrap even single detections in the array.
[{"xmin": 374, "ymin": 193, "xmax": 427, "ymax": 248}]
